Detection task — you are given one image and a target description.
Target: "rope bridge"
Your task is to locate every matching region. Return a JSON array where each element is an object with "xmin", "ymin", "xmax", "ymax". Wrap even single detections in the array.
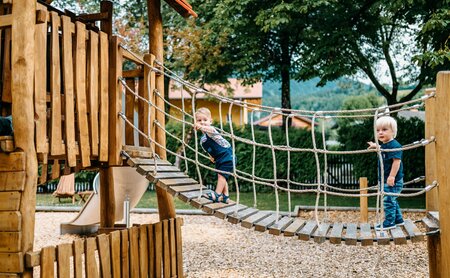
[{"xmin": 118, "ymin": 45, "xmax": 440, "ymax": 245}]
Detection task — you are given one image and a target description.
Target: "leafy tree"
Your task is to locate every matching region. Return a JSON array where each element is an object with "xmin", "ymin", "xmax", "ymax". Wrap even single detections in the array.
[
  {"xmin": 300, "ymin": 0, "xmax": 450, "ymax": 106},
  {"xmin": 166, "ymin": 0, "xmax": 328, "ymax": 125}
]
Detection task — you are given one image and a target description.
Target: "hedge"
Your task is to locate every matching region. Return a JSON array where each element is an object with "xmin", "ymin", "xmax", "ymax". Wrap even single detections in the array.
[
  {"xmin": 165, "ymin": 121, "xmax": 325, "ymax": 192},
  {"xmin": 337, "ymin": 116, "xmax": 425, "ymax": 186}
]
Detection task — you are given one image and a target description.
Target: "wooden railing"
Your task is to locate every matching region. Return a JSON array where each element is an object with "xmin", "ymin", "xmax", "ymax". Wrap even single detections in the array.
[
  {"xmin": 25, "ymin": 218, "xmax": 184, "ymax": 278},
  {"xmin": 33, "ymin": 3, "xmax": 111, "ymax": 173},
  {"xmin": 120, "ymin": 51, "xmax": 157, "ymax": 158}
]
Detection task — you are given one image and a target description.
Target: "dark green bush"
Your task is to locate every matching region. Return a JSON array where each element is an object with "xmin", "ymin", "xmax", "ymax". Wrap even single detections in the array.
[{"xmin": 166, "ymin": 121, "xmax": 323, "ymax": 192}]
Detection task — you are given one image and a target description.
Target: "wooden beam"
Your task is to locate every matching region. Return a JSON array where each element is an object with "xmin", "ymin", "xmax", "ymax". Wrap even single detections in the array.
[
  {"xmin": 108, "ymin": 36, "xmax": 123, "ymax": 166},
  {"xmin": 148, "ymin": 0, "xmax": 176, "ymax": 220},
  {"xmin": 34, "ymin": 8, "xmax": 49, "ymax": 155},
  {"xmin": 77, "ymin": 11, "xmax": 109, "ymax": 22},
  {"xmin": 0, "ymin": 14, "xmax": 12, "ymax": 28},
  {"xmin": 98, "ymin": 31, "xmax": 109, "ymax": 162},
  {"xmin": 122, "ymin": 50, "xmax": 144, "ymax": 65},
  {"xmin": 100, "ymin": 1, "xmax": 113, "ymax": 36},
  {"xmin": 425, "ymin": 88, "xmax": 440, "ymax": 278},
  {"xmin": 61, "ymin": 15, "xmax": 77, "ymax": 167},
  {"xmin": 359, "ymin": 177, "xmax": 368, "ymax": 223},
  {"xmin": 74, "ymin": 22, "xmax": 91, "ymax": 167},
  {"xmin": 11, "ymin": 1, "xmax": 38, "ymax": 277},
  {"xmin": 435, "ymin": 71, "xmax": 450, "ymax": 276},
  {"xmin": 99, "ymin": 167, "xmax": 115, "ymax": 228}
]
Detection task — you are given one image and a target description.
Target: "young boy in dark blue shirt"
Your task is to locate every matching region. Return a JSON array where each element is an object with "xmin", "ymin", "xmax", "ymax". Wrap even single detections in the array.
[{"xmin": 368, "ymin": 116, "xmax": 404, "ymax": 230}]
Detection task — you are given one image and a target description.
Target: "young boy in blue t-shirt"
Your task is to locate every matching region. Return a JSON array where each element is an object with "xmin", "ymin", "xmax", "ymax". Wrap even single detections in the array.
[
  {"xmin": 194, "ymin": 107, "xmax": 234, "ymax": 204},
  {"xmin": 368, "ymin": 116, "xmax": 404, "ymax": 230}
]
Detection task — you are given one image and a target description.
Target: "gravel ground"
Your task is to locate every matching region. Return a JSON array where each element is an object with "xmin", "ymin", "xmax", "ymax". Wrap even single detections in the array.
[{"xmin": 34, "ymin": 211, "xmax": 429, "ymax": 278}]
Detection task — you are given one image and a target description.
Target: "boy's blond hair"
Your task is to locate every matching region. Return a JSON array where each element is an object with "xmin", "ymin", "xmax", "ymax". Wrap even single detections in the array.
[
  {"xmin": 376, "ymin": 116, "xmax": 398, "ymax": 138},
  {"xmin": 195, "ymin": 107, "xmax": 212, "ymax": 119}
]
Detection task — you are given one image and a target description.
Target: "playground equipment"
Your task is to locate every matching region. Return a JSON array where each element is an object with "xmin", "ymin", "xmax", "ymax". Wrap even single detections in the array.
[
  {"xmin": 0, "ymin": 0, "xmax": 448, "ymax": 277},
  {"xmin": 60, "ymin": 167, "xmax": 149, "ymax": 235},
  {"xmin": 0, "ymin": 0, "xmax": 195, "ymax": 276}
]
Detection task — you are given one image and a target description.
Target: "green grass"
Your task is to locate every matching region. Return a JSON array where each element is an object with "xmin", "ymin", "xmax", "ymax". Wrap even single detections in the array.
[{"xmin": 37, "ymin": 191, "xmax": 425, "ymax": 211}]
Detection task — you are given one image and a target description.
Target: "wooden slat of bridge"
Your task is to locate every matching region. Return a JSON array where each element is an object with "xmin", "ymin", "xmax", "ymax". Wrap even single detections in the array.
[{"xmin": 123, "ymin": 151, "xmax": 432, "ymax": 246}]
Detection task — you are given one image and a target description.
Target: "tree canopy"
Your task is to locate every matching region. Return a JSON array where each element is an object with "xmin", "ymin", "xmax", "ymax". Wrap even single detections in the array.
[
  {"xmin": 299, "ymin": 0, "xmax": 450, "ymax": 106},
  {"xmin": 169, "ymin": 0, "xmax": 449, "ymax": 108},
  {"xmin": 50, "ymin": 0, "xmax": 450, "ymax": 109}
]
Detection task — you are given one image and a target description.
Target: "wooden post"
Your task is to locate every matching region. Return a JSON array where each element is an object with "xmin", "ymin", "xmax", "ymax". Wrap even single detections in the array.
[
  {"xmin": 142, "ymin": 54, "xmax": 153, "ymax": 148},
  {"xmin": 11, "ymin": 1, "xmax": 37, "ymax": 277},
  {"xmin": 100, "ymin": 1, "xmax": 113, "ymax": 37},
  {"xmin": 435, "ymin": 71, "xmax": 450, "ymax": 276},
  {"xmin": 425, "ymin": 87, "xmax": 439, "ymax": 210},
  {"xmin": 108, "ymin": 36, "xmax": 123, "ymax": 166},
  {"xmin": 359, "ymin": 177, "xmax": 368, "ymax": 223},
  {"xmin": 99, "ymin": 167, "xmax": 115, "ymax": 228},
  {"xmin": 148, "ymin": 0, "xmax": 176, "ymax": 220},
  {"xmin": 425, "ymin": 87, "xmax": 441, "ymax": 277}
]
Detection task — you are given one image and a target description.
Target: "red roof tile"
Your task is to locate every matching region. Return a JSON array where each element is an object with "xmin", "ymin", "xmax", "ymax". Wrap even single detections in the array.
[{"xmin": 169, "ymin": 78, "xmax": 263, "ymax": 100}]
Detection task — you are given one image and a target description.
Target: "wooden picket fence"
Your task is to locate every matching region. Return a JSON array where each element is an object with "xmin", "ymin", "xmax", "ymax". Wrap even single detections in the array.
[{"xmin": 25, "ymin": 218, "xmax": 183, "ymax": 277}]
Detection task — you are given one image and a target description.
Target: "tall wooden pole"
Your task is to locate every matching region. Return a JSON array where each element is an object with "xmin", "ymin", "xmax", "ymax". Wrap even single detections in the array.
[
  {"xmin": 11, "ymin": 1, "xmax": 37, "ymax": 277},
  {"xmin": 148, "ymin": 0, "xmax": 176, "ymax": 220},
  {"xmin": 425, "ymin": 87, "xmax": 440, "ymax": 277},
  {"xmin": 435, "ymin": 71, "xmax": 450, "ymax": 277},
  {"xmin": 359, "ymin": 177, "xmax": 368, "ymax": 223}
]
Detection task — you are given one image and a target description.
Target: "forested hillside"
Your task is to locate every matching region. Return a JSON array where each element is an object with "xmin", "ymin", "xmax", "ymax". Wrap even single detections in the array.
[{"xmin": 262, "ymin": 78, "xmax": 376, "ymax": 111}]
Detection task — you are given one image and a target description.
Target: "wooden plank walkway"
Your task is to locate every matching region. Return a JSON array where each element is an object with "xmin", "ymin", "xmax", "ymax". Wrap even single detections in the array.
[{"xmin": 123, "ymin": 152, "xmax": 435, "ymax": 246}]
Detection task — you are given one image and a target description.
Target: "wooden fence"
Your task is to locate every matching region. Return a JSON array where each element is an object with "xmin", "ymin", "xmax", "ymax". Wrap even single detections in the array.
[
  {"xmin": 25, "ymin": 218, "xmax": 183, "ymax": 277},
  {"xmin": 33, "ymin": 4, "xmax": 111, "ymax": 173}
]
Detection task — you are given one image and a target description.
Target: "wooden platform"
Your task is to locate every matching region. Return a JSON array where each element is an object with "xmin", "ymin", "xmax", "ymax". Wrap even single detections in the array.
[{"xmin": 124, "ymin": 152, "xmax": 437, "ymax": 246}]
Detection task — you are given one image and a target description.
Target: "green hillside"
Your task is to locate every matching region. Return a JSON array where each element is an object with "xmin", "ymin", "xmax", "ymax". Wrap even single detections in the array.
[{"xmin": 263, "ymin": 78, "xmax": 376, "ymax": 111}]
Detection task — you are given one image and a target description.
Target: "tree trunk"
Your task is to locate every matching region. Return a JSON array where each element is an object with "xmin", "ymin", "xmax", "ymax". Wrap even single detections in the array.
[{"xmin": 280, "ymin": 35, "xmax": 291, "ymax": 128}]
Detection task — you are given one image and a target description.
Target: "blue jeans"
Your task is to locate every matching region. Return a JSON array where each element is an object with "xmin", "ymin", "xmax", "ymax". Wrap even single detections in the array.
[{"xmin": 383, "ymin": 179, "xmax": 404, "ymax": 226}]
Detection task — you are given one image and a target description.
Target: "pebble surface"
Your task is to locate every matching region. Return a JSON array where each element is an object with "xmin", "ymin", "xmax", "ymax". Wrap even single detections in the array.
[{"xmin": 34, "ymin": 211, "xmax": 429, "ymax": 278}]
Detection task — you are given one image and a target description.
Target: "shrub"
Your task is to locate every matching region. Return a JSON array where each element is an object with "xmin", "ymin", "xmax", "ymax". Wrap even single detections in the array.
[
  {"xmin": 166, "ymin": 121, "xmax": 324, "ymax": 192},
  {"xmin": 337, "ymin": 117, "xmax": 425, "ymax": 186}
]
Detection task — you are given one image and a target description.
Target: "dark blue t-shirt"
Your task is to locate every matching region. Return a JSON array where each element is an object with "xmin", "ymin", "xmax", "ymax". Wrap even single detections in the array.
[{"xmin": 379, "ymin": 139, "xmax": 403, "ymax": 182}]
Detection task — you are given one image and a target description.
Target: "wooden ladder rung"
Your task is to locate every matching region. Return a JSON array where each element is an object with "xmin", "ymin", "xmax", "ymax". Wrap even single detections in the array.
[
  {"xmin": 227, "ymin": 207, "xmax": 259, "ymax": 224},
  {"xmin": 167, "ymin": 184, "xmax": 205, "ymax": 196},
  {"xmin": 137, "ymin": 165, "xmax": 181, "ymax": 176},
  {"xmin": 298, "ymin": 220, "xmax": 317, "ymax": 241},
  {"xmin": 403, "ymin": 219, "xmax": 424, "ymax": 242},
  {"xmin": 178, "ymin": 190, "xmax": 212, "ymax": 203},
  {"xmin": 312, "ymin": 223, "xmax": 330, "ymax": 243},
  {"xmin": 268, "ymin": 216, "xmax": 294, "ymax": 236},
  {"xmin": 147, "ymin": 172, "xmax": 188, "ymax": 183},
  {"xmin": 359, "ymin": 223, "xmax": 373, "ymax": 246},
  {"xmin": 214, "ymin": 204, "xmax": 247, "ymax": 219},
  {"xmin": 202, "ymin": 201, "xmax": 236, "ymax": 214},
  {"xmin": 126, "ymin": 157, "xmax": 172, "ymax": 167},
  {"xmin": 345, "ymin": 223, "xmax": 358, "ymax": 245},
  {"xmin": 190, "ymin": 196, "xmax": 213, "ymax": 209},
  {"xmin": 329, "ymin": 223, "xmax": 344, "ymax": 244},
  {"xmin": 241, "ymin": 211, "xmax": 271, "ymax": 229},
  {"xmin": 390, "ymin": 226, "xmax": 407, "ymax": 245},
  {"xmin": 254, "ymin": 214, "xmax": 280, "ymax": 232},
  {"xmin": 283, "ymin": 218, "xmax": 306, "ymax": 237}
]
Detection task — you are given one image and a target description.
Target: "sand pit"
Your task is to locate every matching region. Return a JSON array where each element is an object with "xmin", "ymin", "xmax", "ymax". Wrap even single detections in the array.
[{"xmin": 34, "ymin": 211, "xmax": 429, "ymax": 277}]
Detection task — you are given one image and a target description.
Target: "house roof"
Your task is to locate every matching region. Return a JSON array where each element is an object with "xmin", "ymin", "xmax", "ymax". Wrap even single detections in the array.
[
  {"xmin": 253, "ymin": 113, "xmax": 317, "ymax": 126},
  {"xmin": 168, "ymin": 78, "xmax": 263, "ymax": 100},
  {"xmin": 398, "ymin": 110, "xmax": 425, "ymax": 121},
  {"xmin": 164, "ymin": 0, "xmax": 198, "ymax": 18}
]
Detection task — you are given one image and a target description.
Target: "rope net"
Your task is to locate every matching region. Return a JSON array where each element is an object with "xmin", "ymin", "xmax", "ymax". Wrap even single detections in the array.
[{"xmin": 118, "ymin": 46, "xmax": 438, "ymax": 229}]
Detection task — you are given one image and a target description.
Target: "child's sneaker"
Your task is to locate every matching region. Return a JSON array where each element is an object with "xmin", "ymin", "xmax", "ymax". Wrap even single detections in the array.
[
  {"xmin": 375, "ymin": 222, "xmax": 396, "ymax": 231},
  {"xmin": 395, "ymin": 219, "xmax": 405, "ymax": 226}
]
